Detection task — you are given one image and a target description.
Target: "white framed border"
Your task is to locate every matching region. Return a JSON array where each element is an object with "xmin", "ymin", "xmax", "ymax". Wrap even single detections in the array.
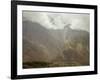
[{"xmin": 17, "ymin": 5, "xmax": 95, "ymax": 75}]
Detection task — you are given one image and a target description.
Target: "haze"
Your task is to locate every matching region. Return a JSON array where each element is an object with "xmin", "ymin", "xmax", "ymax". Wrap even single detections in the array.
[{"xmin": 23, "ymin": 11, "xmax": 90, "ymax": 32}]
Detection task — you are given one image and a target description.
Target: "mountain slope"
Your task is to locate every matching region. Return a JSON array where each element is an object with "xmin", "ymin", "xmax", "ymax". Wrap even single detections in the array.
[
  {"xmin": 23, "ymin": 20, "xmax": 64, "ymax": 63},
  {"xmin": 23, "ymin": 21, "xmax": 90, "ymax": 68}
]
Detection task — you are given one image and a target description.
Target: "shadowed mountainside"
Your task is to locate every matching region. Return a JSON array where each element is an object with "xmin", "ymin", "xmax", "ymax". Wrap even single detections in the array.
[{"xmin": 23, "ymin": 20, "xmax": 64, "ymax": 63}]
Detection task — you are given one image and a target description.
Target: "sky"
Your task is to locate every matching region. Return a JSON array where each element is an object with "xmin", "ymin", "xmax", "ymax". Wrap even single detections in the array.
[{"xmin": 23, "ymin": 11, "xmax": 90, "ymax": 32}]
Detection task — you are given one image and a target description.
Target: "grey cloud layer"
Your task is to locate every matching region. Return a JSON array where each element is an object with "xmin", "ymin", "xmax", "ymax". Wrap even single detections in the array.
[{"xmin": 23, "ymin": 11, "xmax": 90, "ymax": 32}]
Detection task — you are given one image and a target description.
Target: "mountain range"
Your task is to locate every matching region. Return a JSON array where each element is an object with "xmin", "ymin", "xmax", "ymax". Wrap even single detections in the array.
[{"xmin": 23, "ymin": 20, "xmax": 89, "ymax": 68}]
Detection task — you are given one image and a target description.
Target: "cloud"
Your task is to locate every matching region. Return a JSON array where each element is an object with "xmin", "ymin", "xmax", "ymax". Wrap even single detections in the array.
[{"xmin": 23, "ymin": 11, "xmax": 90, "ymax": 32}]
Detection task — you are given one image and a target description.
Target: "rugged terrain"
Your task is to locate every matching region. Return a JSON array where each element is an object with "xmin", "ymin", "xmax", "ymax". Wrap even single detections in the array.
[{"xmin": 23, "ymin": 20, "xmax": 89, "ymax": 68}]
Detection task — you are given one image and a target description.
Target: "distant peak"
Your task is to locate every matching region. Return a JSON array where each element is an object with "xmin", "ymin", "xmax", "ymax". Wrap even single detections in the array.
[{"xmin": 64, "ymin": 24, "xmax": 71, "ymax": 30}]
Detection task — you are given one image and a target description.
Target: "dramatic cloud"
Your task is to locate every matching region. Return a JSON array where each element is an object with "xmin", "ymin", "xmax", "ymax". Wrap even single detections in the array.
[{"xmin": 23, "ymin": 11, "xmax": 90, "ymax": 32}]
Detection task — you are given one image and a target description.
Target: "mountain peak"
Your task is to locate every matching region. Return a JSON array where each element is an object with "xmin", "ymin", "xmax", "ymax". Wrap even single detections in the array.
[{"xmin": 64, "ymin": 24, "xmax": 71, "ymax": 30}]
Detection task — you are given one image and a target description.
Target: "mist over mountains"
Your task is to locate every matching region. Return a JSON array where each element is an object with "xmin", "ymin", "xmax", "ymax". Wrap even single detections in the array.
[
  {"xmin": 23, "ymin": 20, "xmax": 89, "ymax": 68},
  {"xmin": 23, "ymin": 12, "xmax": 90, "ymax": 32}
]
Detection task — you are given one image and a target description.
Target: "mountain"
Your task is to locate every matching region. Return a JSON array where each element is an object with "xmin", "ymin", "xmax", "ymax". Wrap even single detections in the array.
[
  {"xmin": 64, "ymin": 26, "xmax": 89, "ymax": 45},
  {"xmin": 23, "ymin": 21, "xmax": 89, "ymax": 68},
  {"xmin": 63, "ymin": 27, "xmax": 89, "ymax": 65},
  {"xmin": 23, "ymin": 20, "xmax": 64, "ymax": 63},
  {"xmin": 49, "ymin": 26, "xmax": 89, "ymax": 65}
]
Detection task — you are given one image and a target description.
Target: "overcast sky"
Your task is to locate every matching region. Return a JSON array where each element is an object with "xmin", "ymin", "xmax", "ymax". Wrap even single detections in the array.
[{"xmin": 23, "ymin": 11, "xmax": 90, "ymax": 32}]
